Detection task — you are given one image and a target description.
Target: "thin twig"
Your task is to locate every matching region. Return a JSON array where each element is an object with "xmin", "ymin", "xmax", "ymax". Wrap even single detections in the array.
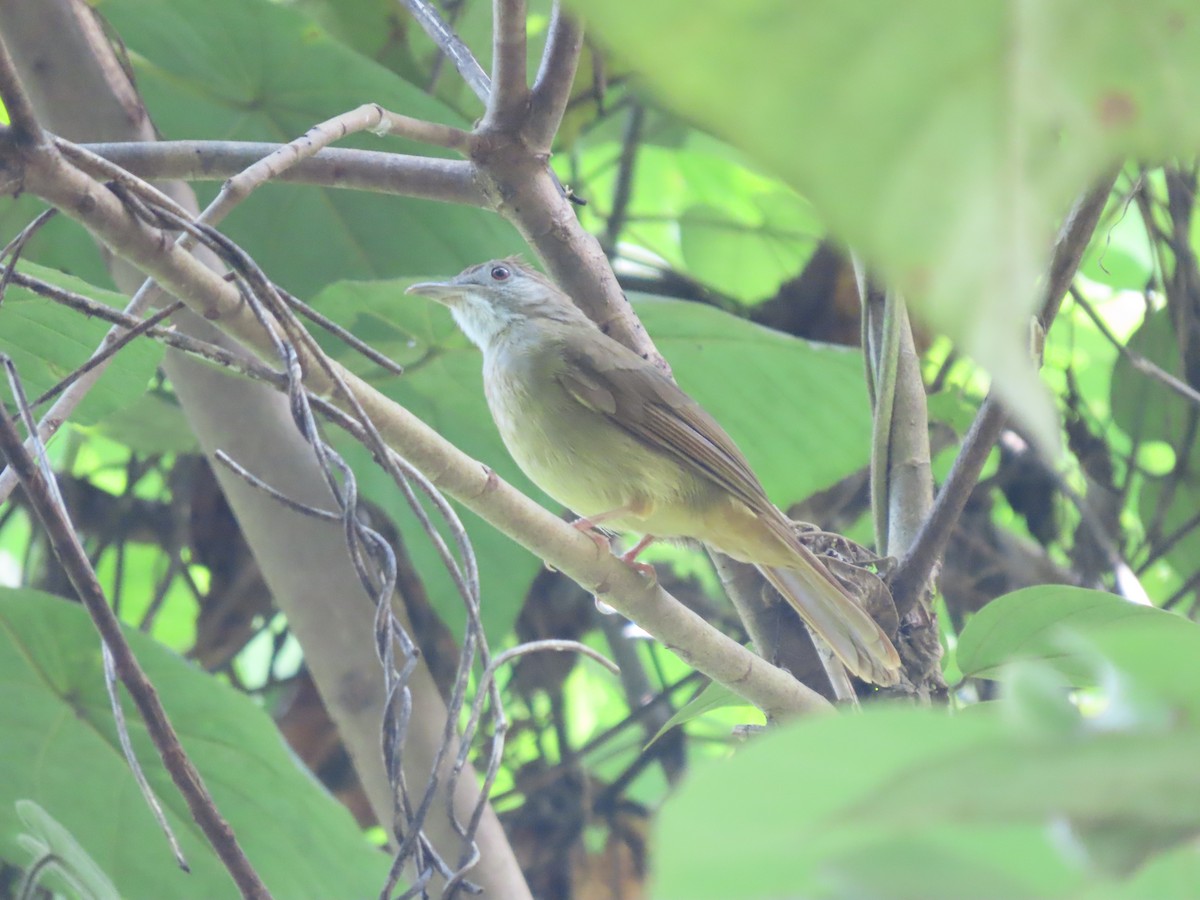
[
  {"xmin": 277, "ymin": 287, "xmax": 405, "ymax": 376},
  {"xmin": 212, "ymin": 450, "xmax": 341, "ymax": 521},
  {"xmin": 527, "ymin": 1, "xmax": 584, "ymax": 151},
  {"xmin": 0, "ymin": 31, "xmax": 44, "ymax": 145},
  {"xmin": 399, "ymin": 0, "xmax": 491, "ymax": 103},
  {"xmin": 888, "ymin": 175, "xmax": 1116, "ymax": 608},
  {"xmin": 81, "ymin": 141, "xmax": 484, "ymax": 204},
  {"xmin": 442, "ymin": 641, "xmax": 616, "ymax": 899},
  {"xmin": 4, "ymin": 269, "xmax": 282, "ymax": 382},
  {"xmin": 0, "ymin": 208, "xmax": 57, "ymax": 300},
  {"xmin": 102, "ymin": 643, "xmax": 189, "ymax": 870},
  {"xmin": 601, "ymin": 102, "xmax": 644, "ymax": 257},
  {"xmin": 0, "ymin": 358, "xmax": 271, "ymax": 900},
  {"xmin": 208, "ymin": 104, "xmax": 470, "ymax": 231},
  {"xmin": 1070, "ymin": 288, "xmax": 1200, "ymax": 408},
  {"xmin": 30, "ymin": 302, "xmax": 182, "ymax": 408}
]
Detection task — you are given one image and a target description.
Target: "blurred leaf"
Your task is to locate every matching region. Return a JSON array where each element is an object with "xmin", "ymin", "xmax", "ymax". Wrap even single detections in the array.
[
  {"xmin": 1042, "ymin": 298, "xmax": 1125, "ymax": 430},
  {"xmin": 89, "ymin": 391, "xmax": 198, "ymax": 454},
  {"xmin": 645, "ymin": 681, "xmax": 745, "ymax": 748},
  {"xmin": 678, "ymin": 192, "xmax": 821, "ymax": 302},
  {"xmin": 14, "ymin": 801, "xmax": 120, "ymax": 900},
  {"xmin": 1111, "ymin": 308, "xmax": 1184, "ymax": 447},
  {"xmin": 1000, "ymin": 659, "xmax": 1085, "ymax": 738},
  {"xmin": 289, "ymin": 0, "xmax": 413, "ymax": 75},
  {"xmin": 657, "ymin": 693, "xmax": 1200, "ymax": 899},
  {"xmin": 1110, "ymin": 307, "xmax": 1200, "ymax": 578},
  {"xmin": 956, "ymin": 585, "xmax": 1174, "ymax": 677},
  {"xmin": 319, "ymin": 278, "xmax": 872, "ymax": 636},
  {"xmin": 0, "ymin": 263, "xmax": 160, "ymax": 426},
  {"xmin": 0, "ymin": 200, "xmax": 116, "ymax": 289},
  {"xmin": 0, "ymin": 589, "xmax": 390, "ymax": 899},
  {"xmin": 581, "ymin": 1, "xmax": 1200, "ymax": 448},
  {"xmin": 1089, "ymin": 841, "xmax": 1200, "ymax": 899},
  {"xmin": 1080, "ymin": 193, "xmax": 1155, "ymax": 291},
  {"xmin": 572, "ymin": 127, "xmax": 821, "ymax": 301},
  {"xmin": 99, "ymin": 0, "xmax": 526, "ymax": 296},
  {"xmin": 655, "ymin": 709, "xmax": 1079, "ymax": 899}
]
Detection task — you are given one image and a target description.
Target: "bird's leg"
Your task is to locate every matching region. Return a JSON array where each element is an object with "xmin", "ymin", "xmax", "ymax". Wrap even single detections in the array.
[
  {"xmin": 570, "ymin": 516, "xmax": 615, "ymax": 554},
  {"xmin": 569, "ymin": 504, "xmax": 637, "ymax": 551},
  {"xmin": 620, "ymin": 534, "xmax": 658, "ymax": 580},
  {"xmin": 570, "ymin": 505, "xmax": 657, "ymax": 579}
]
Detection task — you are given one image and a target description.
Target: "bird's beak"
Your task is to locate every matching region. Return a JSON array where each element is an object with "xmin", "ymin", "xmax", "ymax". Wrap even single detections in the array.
[{"xmin": 405, "ymin": 280, "xmax": 462, "ymax": 304}]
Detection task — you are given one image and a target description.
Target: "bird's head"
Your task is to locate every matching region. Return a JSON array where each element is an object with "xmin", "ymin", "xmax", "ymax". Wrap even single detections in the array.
[{"xmin": 406, "ymin": 258, "xmax": 587, "ymax": 350}]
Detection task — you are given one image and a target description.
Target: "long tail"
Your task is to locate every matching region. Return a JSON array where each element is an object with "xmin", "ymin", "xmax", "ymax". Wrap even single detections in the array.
[{"xmin": 758, "ymin": 563, "xmax": 901, "ymax": 686}]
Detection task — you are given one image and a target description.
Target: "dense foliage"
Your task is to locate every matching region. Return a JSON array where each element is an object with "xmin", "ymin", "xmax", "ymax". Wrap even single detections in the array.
[{"xmin": 1, "ymin": 1, "xmax": 1199, "ymax": 897}]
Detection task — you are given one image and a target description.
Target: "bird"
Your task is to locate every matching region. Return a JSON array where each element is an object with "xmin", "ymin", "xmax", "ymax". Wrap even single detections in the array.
[{"xmin": 406, "ymin": 258, "xmax": 901, "ymax": 686}]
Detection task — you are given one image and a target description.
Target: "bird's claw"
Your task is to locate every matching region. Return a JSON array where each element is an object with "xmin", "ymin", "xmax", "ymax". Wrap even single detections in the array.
[
  {"xmin": 571, "ymin": 517, "xmax": 612, "ymax": 553},
  {"xmin": 620, "ymin": 551, "xmax": 658, "ymax": 583}
]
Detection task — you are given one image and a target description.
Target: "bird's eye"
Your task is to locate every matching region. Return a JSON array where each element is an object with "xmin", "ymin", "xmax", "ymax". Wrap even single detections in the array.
[{"xmin": 490, "ymin": 265, "xmax": 511, "ymax": 282}]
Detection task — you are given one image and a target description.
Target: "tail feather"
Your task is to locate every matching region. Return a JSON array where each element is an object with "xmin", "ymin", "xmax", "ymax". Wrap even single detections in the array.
[{"xmin": 758, "ymin": 563, "xmax": 901, "ymax": 687}]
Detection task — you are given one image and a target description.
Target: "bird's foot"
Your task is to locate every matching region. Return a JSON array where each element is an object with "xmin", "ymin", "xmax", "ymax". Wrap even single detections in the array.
[
  {"xmin": 620, "ymin": 537, "xmax": 658, "ymax": 582},
  {"xmin": 570, "ymin": 516, "xmax": 613, "ymax": 553},
  {"xmin": 622, "ymin": 556, "xmax": 658, "ymax": 582}
]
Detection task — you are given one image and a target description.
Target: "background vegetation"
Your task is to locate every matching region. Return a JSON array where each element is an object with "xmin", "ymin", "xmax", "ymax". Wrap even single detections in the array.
[{"xmin": 1, "ymin": 0, "xmax": 1199, "ymax": 897}]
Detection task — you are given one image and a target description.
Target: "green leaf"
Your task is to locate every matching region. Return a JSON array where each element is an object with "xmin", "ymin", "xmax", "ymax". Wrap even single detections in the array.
[
  {"xmin": 0, "ymin": 199, "xmax": 117, "ymax": 290},
  {"xmin": 655, "ymin": 709, "xmax": 1077, "ymax": 899},
  {"xmin": 956, "ymin": 585, "xmax": 1175, "ymax": 677},
  {"xmin": 657, "ymin": 700, "xmax": 1200, "ymax": 899},
  {"xmin": 1111, "ymin": 308, "xmax": 1183, "ymax": 447},
  {"xmin": 0, "ymin": 589, "xmax": 390, "ymax": 899},
  {"xmin": 678, "ymin": 192, "xmax": 821, "ymax": 303},
  {"xmin": 1090, "ymin": 840, "xmax": 1200, "ymax": 899},
  {"xmin": 14, "ymin": 801, "xmax": 120, "ymax": 900},
  {"xmin": 99, "ymin": 0, "xmax": 526, "ymax": 296},
  {"xmin": 581, "ymin": 1, "xmax": 1200, "ymax": 448},
  {"xmin": 0, "ymin": 263, "xmax": 161, "ymax": 426},
  {"xmin": 568, "ymin": 128, "xmax": 820, "ymax": 302},
  {"xmin": 89, "ymin": 391, "xmax": 199, "ymax": 454},
  {"xmin": 636, "ymin": 297, "xmax": 872, "ymax": 504},
  {"xmin": 1110, "ymin": 307, "xmax": 1200, "ymax": 576},
  {"xmin": 645, "ymin": 681, "xmax": 745, "ymax": 749}
]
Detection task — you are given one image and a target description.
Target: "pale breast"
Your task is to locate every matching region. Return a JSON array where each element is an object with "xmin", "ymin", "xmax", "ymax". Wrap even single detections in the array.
[{"xmin": 482, "ymin": 340, "xmax": 708, "ymax": 537}]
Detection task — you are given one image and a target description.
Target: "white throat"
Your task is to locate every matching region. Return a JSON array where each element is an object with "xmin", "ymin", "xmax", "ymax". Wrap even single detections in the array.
[{"xmin": 449, "ymin": 292, "xmax": 521, "ymax": 351}]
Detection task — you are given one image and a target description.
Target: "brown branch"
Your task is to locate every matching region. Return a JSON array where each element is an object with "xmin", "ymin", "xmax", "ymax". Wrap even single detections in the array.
[
  {"xmin": 888, "ymin": 175, "xmax": 1117, "ymax": 612},
  {"xmin": 527, "ymin": 1, "xmax": 584, "ymax": 152},
  {"xmin": 0, "ymin": 378, "xmax": 271, "ymax": 900},
  {"xmin": 485, "ymin": 0, "xmax": 530, "ymax": 125},
  {"xmin": 13, "ymin": 131, "xmax": 828, "ymax": 721},
  {"xmin": 601, "ymin": 102, "xmax": 645, "ymax": 256},
  {"xmin": 0, "ymin": 29, "xmax": 43, "ymax": 145},
  {"xmin": 79, "ymin": 141, "xmax": 484, "ymax": 204}
]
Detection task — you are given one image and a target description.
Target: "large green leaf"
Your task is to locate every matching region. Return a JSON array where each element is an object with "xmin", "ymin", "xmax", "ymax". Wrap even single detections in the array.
[
  {"xmin": 0, "ymin": 263, "xmax": 161, "ymax": 426},
  {"xmin": 957, "ymin": 585, "xmax": 1200, "ymax": 723},
  {"xmin": 316, "ymin": 278, "xmax": 872, "ymax": 637},
  {"xmin": 656, "ymin": 696, "xmax": 1200, "ymax": 898},
  {"xmin": 0, "ymin": 589, "xmax": 389, "ymax": 899},
  {"xmin": 956, "ymin": 586, "xmax": 1163, "ymax": 677},
  {"xmin": 580, "ymin": 1, "xmax": 1200, "ymax": 447},
  {"xmin": 567, "ymin": 127, "xmax": 823, "ymax": 303},
  {"xmin": 654, "ymin": 710, "xmax": 1077, "ymax": 899},
  {"xmin": 97, "ymin": 0, "xmax": 526, "ymax": 296}
]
